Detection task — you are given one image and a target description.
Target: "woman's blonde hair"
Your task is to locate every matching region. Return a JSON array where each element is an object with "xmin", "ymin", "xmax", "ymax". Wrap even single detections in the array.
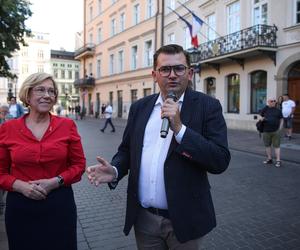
[{"xmin": 19, "ymin": 72, "xmax": 58, "ymax": 106}]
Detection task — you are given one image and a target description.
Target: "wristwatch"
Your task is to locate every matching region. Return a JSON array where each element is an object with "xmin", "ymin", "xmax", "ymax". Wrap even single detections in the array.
[{"xmin": 57, "ymin": 175, "xmax": 64, "ymax": 187}]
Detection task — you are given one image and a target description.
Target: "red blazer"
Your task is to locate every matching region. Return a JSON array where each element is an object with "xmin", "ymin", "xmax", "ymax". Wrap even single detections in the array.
[{"xmin": 0, "ymin": 114, "xmax": 86, "ymax": 191}]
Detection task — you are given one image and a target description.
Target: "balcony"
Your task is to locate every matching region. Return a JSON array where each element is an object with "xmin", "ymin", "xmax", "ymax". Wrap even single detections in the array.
[
  {"xmin": 196, "ymin": 24, "xmax": 277, "ymax": 71},
  {"xmin": 74, "ymin": 77, "xmax": 95, "ymax": 88},
  {"xmin": 74, "ymin": 43, "xmax": 95, "ymax": 60}
]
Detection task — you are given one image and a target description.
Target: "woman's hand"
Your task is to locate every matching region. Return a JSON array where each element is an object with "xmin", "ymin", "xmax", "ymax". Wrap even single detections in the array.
[
  {"xmin": 12, "ymin": 179, "xmax": 47, "ymax": 200},
  {"xmin": 86, "ymin": 156, "xmax": 117, "ymax": 186},
  {"xmin": 29, "ymin": 178, "xmax": 59, "ymax": 195}
]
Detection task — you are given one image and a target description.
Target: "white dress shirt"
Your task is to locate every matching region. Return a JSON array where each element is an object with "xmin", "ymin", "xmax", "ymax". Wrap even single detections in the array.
[{"xmin": 138, "ymin": 93, "xmax": 186, "ymax": 209}]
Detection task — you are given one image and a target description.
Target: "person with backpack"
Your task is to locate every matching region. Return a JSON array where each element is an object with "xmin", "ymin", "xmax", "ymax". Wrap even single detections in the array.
[{"xmin": 259, "ymin": 98, "xmax": 283, "ymax": 167}]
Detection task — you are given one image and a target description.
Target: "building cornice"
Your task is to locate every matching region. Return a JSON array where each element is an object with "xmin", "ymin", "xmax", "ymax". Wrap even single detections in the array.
[{"xmin": 108, "ymin": 41, "xmax": 126, "ymax": 51}]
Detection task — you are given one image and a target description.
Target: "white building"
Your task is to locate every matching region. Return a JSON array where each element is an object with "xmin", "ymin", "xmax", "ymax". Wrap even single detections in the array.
[{"xmin": 0, "ymin": 31, "xmax": 51, "ymax": 105}]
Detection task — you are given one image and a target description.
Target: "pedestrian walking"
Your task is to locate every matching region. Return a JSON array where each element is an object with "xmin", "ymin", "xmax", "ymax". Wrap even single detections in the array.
[
  {"xmin": 281, "ymin": 94, "xmax": 296, "ymax": 140},
  {"xmin": 101, "ymin": 103, "xmax": 106, "ymax": 118},
  {"xmin": 0, "ymin": 72, "xmax": 86, "ymax": 250},
  {"xmin": 87, "ymin": 44, "xmax": 230, "ymax": 249},
  {"xmin": 259, "ymin": 98, "xmax": 283, "ymax": 167},
  {"xmin": 75, "ymin": 104, "xmax": 81, "ymax": 120},
  {"xmin": 8, "ymin": 96, "xmax": 24, "ymax": 118},
  {"xmin": 100, "ymin": 103, "xmax": 115, "ymax": 132},
  {"xmin": 80, "ymin": 106, "xmax": 86, "ymax": 120}
]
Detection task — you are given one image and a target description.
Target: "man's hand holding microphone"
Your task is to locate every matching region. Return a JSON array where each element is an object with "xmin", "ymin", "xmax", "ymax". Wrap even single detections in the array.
[{"xmin": 160, "ymin": 91, "xmax": 182, "ymax": 138}]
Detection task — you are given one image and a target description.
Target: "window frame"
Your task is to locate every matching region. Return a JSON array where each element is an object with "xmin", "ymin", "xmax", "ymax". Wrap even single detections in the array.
[
  {"xmin": 250, "ymin": 70, "xmax": 267, "ymax": 114},
  {"xmin": 227, "ymin": 1, "xmax": 240, "ymax": 34},
  {"xmin": 227, "ymin": 74, "xmax": 240, "ymax": 113}
]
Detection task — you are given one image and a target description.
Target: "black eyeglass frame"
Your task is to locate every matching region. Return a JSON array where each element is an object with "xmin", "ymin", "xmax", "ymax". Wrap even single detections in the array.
[{"xmin": 156, "ymin": 64, "xmax": 189, "ymax": 77}]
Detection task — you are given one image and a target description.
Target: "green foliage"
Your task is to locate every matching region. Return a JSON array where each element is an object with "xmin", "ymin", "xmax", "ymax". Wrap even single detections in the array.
[{"xmin": 0, "ymin": 0, "xmax": 32, "ymax": 78}]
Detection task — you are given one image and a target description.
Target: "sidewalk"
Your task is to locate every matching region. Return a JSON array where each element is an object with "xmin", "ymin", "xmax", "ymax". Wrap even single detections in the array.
[{"xmin": 0, "ymin": 117, "xmax": 299, "ymax": 249}]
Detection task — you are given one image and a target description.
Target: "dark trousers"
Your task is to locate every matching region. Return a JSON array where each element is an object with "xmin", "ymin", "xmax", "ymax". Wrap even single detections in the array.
[{"xmin": 102, "ymin": 118, "xmax": 115, "ymax": 131}]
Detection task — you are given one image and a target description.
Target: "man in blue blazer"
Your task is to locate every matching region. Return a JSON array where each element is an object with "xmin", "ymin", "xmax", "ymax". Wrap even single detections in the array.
[{"xmin": 87, "ymin": 44, "xmax": 231, "ymax": 249}]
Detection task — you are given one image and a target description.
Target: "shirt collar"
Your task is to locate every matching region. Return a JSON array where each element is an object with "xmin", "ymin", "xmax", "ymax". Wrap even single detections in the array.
[{"xmin": 155, "ymin": 92, "xmax": 185, "ymax": 106}]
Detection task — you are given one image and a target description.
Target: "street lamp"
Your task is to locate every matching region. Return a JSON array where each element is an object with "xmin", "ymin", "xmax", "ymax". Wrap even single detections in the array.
[{"xmin": 187, "ymin": 47, "xmax": 201, "ymax": 90}]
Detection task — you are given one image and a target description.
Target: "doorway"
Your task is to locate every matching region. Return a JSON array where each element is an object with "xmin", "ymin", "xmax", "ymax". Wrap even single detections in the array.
[{"xmin": 288, "ymin": 62, "xmax": 300, "ymax": 133}]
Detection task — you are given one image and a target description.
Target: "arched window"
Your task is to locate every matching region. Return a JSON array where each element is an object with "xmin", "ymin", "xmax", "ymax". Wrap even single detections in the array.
[
  {"xmin": 205, "ymin": 77, "xmax": 216, "ymax": 98},
  {"xmin": 250, "ymin": 70, "xmax": 267, "ymax": 113},
  {"xmin": 227, "ymin": 74, "xmax": 240, "ymax": 113}
]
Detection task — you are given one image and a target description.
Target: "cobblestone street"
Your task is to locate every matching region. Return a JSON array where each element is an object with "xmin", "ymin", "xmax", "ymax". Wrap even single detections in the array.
[{"xmin": 1, "ymin": 117, "xmax": 300, "ymax": 250}]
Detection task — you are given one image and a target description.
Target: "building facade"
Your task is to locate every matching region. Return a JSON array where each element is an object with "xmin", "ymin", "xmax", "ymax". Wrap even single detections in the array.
[
  {"xmin": 76, "ymin": 0, "xmax": 300, "ymax": 132},
  {"xmin": 75, "ymin": 0, "xmax": 163, "ymax": 118},
  {"xmin": 50, "ymin": 50, "xmax": 80, "ymax": 109},
  {"xmin": 0, "ymin": 31, "xmax": 51, "ymax": 105}
]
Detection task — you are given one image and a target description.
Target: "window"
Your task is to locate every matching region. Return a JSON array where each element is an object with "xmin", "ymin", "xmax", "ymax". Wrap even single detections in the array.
[
  {"xmin": 98, "ymin": 0, "xmax": 102, "ymax": 14},
  {"xmin": 168, "ymin": 33, "xmax": 175, "ymax": 43},
  {"xmin": 111, "ymin": 18, "xmax": 117, "ymax": 36},
  {"xmin": 109, "ymin": 91, "xmax": 113, "ymax": 106},
  {"xmin": 75, "ymin": 71, "xmax": 79, "ymax": 80},
  {"xmin": 205, "ymin": 77, "xmax": 216, "ymax": 98},
  {"xmin": 120, "ymin": 13, "xmax": 125, "ymax": 32},
  {"xmin": 143, "ymin": 88, "xmax": 151, "ymax": 97},
  {"xmin": 227, "ymin": 74, "xmax": 240, "ymax": 113},
  {"xmin": 37, "ymin": 50, "xmax": 44, "ymax": 59},
  {"xmin": 133, "ymin": 4, "xmax": 140, "ymax": 25},
  {"xmin": 89, "ymin": 33, "xmax": 93, "ymax": 44},
  {"xmin": 88, "ymin": 63, "xmax": 93, "ymax": 75},
  {"xmin": 67, "ymin": 64, "xmax": 72, "ymax": 68},
  {"xmin": 144, "ymin": 40, "xmax": 153, "ymax": 67},
  {"xmin": 118, "ymin": 50, "xmax": 124, "ymax": 73},
  {"xmin": 250, "ymin": 70, "xmax": 267, "ymax": 113},
  {"xmin": 183, "ymin": 26, "xmax": 191, "ymax": 49},
  {"xmin": 253, "ymin": 0, "xmax": 268, "ymax": 25},
  {"xmin": 147, "ymin": 0, "xmax": 155, "ymax": 18},
  {"xmin": 37, "ymin": 65, "xmax": 44, "ymax": 72},
  {"xmin": 22, "ymin": 48, "xmax": 28, "ymax": 57},
  {"xmin": 89, "ymin": 6, "xmax": 93, "ymax": 21},
  {"xmin": 54, "ymin": 69, "xmax": 58, "ymax": 78},
  {"xmin": 61, "ymin": 70, "xmax": 65, "ymax": 79},
  {"xmin": 60, "ymin": 63, "xmax": 65, "ymax": 67},
  {"xmin": 110, "ymin": 54, "xmax": 114, "ymax": 75},
  {"xmin": 227, "ymin": 1, "xmax": 240, "ymax": 34},
  {"xmin": 68, "ymin": 70, "xmax": 72, "ymax": 79},
  {"xmin": 97, "ymin": 58, "xmax": 101, "ymax": 78},
  {"xmin": 207, "ymin": 14, "xmax": 216, "ymax": 41},
  {"xmin": 131, "ymin": 89, "xmax": 138, "ymax": 103},
  {"xmin": 295, "ymin": 0, "xmax": 300, "ymax": 24},
  {"xmin": 62, "ymin": 84, "xmax": 66, "ymax": 94},
  {"xmin": 166, "ymin": 0, "xmax": 175, "ymax": 13},
  {"xmin": 69, "ymin": 85, "xmax": 73, "ymax": 94},
  {"xmin": 97, "ymin": 28, "xmax": 102, "ymax": 44},
  {"xmin": 131, "ymin": 46, "xmax": 138, "ymax": 70}
]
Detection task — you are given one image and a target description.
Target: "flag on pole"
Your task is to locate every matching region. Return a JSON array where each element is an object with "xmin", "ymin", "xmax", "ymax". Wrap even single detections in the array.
[
  {"xmin": 179, "ymin": 2, "xmax": 204, "ymax": 46},
  {"xmin": 169, "ymin": 8, "xmax": 199, "ymax": 48}
]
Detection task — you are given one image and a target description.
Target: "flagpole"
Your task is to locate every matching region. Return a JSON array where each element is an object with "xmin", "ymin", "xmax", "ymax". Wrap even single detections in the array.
[
  {"xmin": 168, "ymin": 7, "xmax": 210, "ymax": 44},
  {"xmin": 177, "ymin": 1, "xmax": 222, "ymax": 38}
]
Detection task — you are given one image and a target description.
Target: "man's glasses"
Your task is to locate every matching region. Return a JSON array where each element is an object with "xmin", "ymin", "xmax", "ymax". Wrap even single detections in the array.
[
  {"xmin": 32, "ymin": 87, "xmax": 57, "ymax": 97},
  {"xmin": 269, "ymin": 100, "xmax": 276, "ymax": 103},
  {"xmin": 157, "ymin": 64, "xmax": 188, "ymax": 77}
]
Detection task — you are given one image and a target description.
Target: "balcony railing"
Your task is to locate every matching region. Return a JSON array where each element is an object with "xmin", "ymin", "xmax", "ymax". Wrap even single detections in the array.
[
  {"xmin": 74, "ymin": 77, "xmax": 95, "ymax": 88},
  {"xmin": 74, "ymin": 43, "xmax": 95, "ymax": 59},
  {"xmin": 198, "ymin": 24, "xmax": 277, "ymax": 62}
]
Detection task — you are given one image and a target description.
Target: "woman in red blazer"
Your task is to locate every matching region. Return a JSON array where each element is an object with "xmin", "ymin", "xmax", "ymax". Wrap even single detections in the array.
[{"xmin": 0, "ymin": 72, "xmax": 86, "ymax": 250}]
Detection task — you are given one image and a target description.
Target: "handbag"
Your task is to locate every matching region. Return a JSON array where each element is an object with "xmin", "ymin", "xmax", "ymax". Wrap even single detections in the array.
[{"xmin": 256, "ymin": 120, "xmax": 264, "ymax": 135}]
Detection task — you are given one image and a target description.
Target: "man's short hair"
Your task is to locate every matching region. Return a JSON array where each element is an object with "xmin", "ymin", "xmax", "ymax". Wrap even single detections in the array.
[{"xmin": 153, "ymin": 44, "xmax": 191, "ymax": 70}]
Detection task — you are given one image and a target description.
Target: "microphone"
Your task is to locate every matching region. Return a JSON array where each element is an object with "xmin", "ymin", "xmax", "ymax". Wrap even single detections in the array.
[{"xmin": 160, "ymin": 91, "xmax": 177, "ymax": 138}]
